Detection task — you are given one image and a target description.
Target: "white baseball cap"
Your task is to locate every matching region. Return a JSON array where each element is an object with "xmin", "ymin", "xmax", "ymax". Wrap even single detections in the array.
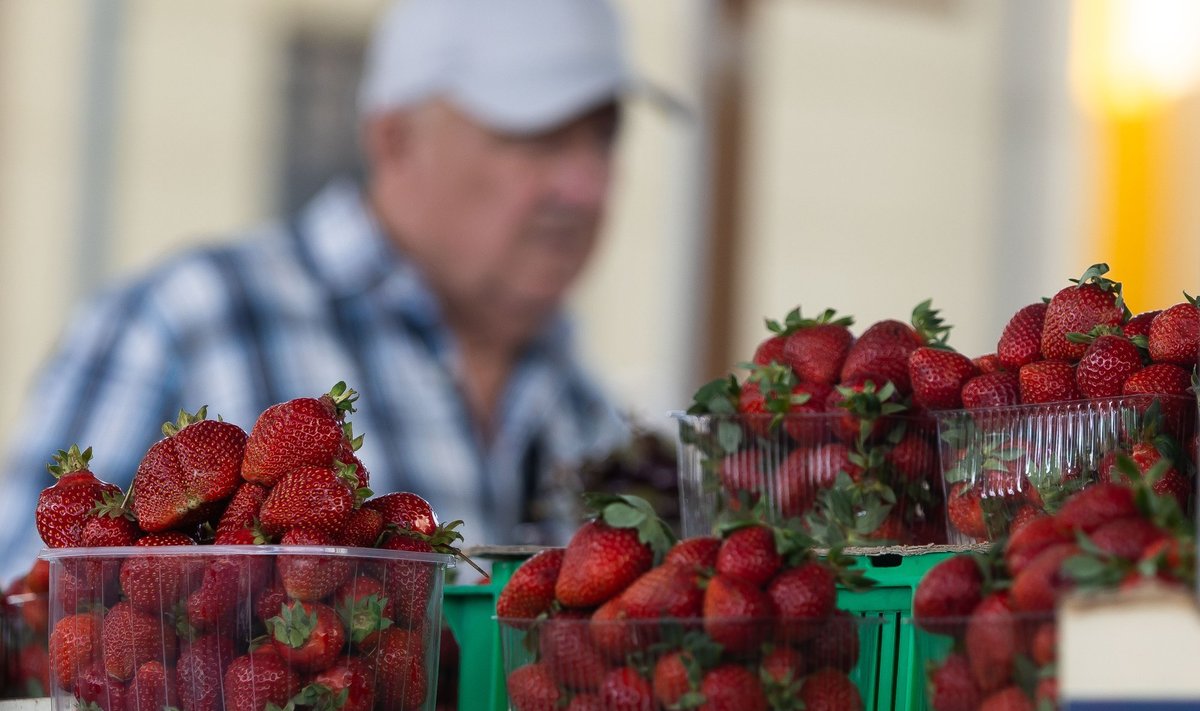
[{"xmin": 358, "ymin": 0, "xmax": 632, "ymax": 134}]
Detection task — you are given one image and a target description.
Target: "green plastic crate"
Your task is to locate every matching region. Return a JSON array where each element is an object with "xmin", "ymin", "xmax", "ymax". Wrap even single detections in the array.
[{"xmin": 442, "ymin": 549, "xmax": 956, "ymax": 711}]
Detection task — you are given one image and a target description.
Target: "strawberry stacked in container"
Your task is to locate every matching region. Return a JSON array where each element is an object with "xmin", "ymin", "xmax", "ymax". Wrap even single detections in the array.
[
  {"xmin": 912, "ymin": 455, "xmax": 1194, "ymax": 711},
  {"xmin": 933, "ymin": 265, "xmax": 1198, "ymax": 543},
  {"xmin": 497, "ymin": 494, "xmax": 874, "ymax": 711},
  {"xmin": 681, "ymin": 303, "xmax": 954, "ymax": 545},
  {"xmin": 33, "ymin": 383, "xmax": 458, "ymax": 711}
]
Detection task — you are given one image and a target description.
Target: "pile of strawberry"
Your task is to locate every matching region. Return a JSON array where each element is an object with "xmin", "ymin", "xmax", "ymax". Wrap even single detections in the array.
[
  {"xmin": 496, "ymin": 494, "xmax": 872, "ymax": 711},
  {"xmin": 33, "ymin": 383, "xmax": 460, "ymax": 711},
  {"xmin": 937, "ymin": 265, "xmax": 1198, "ymax": 542},
  {"xmin": 1, "ymin": 560, "xmax": 51, "ymax": 698},
  {"xmin": 912, "ymin": 458, "xmax": 1194, "ymax": 711},
  {"xmin": 685, "ymin": 303, "xmax": 953, "ymax": 546}
]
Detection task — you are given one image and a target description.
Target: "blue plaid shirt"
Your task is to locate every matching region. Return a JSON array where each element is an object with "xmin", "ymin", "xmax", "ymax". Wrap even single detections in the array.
[{"xmin": 0, "ymin": 180, "xmax": 629, "ymax": 578}]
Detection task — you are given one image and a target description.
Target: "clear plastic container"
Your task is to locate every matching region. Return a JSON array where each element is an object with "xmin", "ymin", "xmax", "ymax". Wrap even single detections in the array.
[
  {"xmin": 934, "ymin": 394, "xmax": 1197, "ymax": 543},
  {"xmin": 42, "ymin": 545, "xmax": 455, "ymax": 711},
  {"xmin": 499, "ymin": 612, "xmax": 881, "ymax": 710},
  {"xmin": 1, "ymin": 591, "xmax": 50, "ymax": 698},
  {"xmin": 675, "ymin": 412, "xmax": 945, "ymax": 546}
]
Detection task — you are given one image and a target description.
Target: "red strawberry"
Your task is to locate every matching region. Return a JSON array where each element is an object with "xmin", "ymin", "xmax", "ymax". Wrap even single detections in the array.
[
  {"xmin": 1056, "ymin": 482, "xmax": 1137, "ymax": 533},
  {"xmin": 979, "ymin": 687, "xmax": 1033, "ymax": 711},
  {"xmin": 840, "ymin": 314, "xmax": 927, "ymax": 396},
  {"xmin": 1004, "ymin": 515, "xmax": 1070, "ymax": 577},
  {"xmin": 928, "ymin": 653, "xmax": 982, "ymax": 711},
  {"xmin": 72, "ymin": 661, "xmax": 129, "ymax": 711},
  {"xmin": 760, "ymin": 645, "xmax": 808, "ymax": 686},
  {"xmin": 17, "ymin": 643, "xmax": 50, "ymax": 698},
  {"xmin": 49, "ymin": 612, "xmax": 101, "ymax": 691},
  {"xmin": 589, "ymin": 598, "xmax": 643, "ymax": 662},
  {"xmin": 909, "ymin": 347, "xmax": 979, "ymax": 410},
  {"xmin": 825, "ymin": 378, "xmax": 908, "ymax": 444},
  {"xmin": 807, "ymin": 609, "xmax": 861, "ymax": 672},
  {"xmin": 1130, "ymin": 442, "xmax": 1191, "ymax": 510},
  {"xmin": 36, "ymin": 445, "xmax": 121, "ymax": 548},
  {"xmin": 798, "ymin": 667, "xmax": 863, "ymax": 711},
  {"xmin": 1041, "ymin": 264, "xmax": 1124, "ymax": 361},
  {"xmin": 885, "ymin": 431, "xmax": 936, "ymax": 483},
  {"xmin": 222, "ymin": 651, "xmax": 302, "ymax": 711},
  {"xmin": 652, "ymin": 651, "xmax": 696, "ymax": 708},
  {"xmin": 26, "ymin": 559, "xmax": 51, "ymax": 594},
  {"xmin": 373, "ymin": 532, "xmax": 442, "ymax": 628},
  {"xmin": 1075, "ymin": 333, "xmax": 1144, "ymax": 398},
  {"xmin": 753, "ymin": 334, "xmax": 788, "ymax": 367},
  {"xmin": 131, "ymin": 660, "xmax": 178, "ymax": 711},
  {"xmin": 1148, "ymin": 295, "xmax": 1200, "ymax": 365},
  {"xmin": 259, "ymin": 461, "xmax": 365, "ymax": 537},
  {"xmin": 267, "ymin": 601, "xmax": 345, "ymax": 673},
  {"xmin": 508, "ymin": 662, "xmax": 562, "ymax": 711},
  {"xmin": 554, "ymin": 496, "xmax": 670, "ymax": 609},
  {"xmin": 698, "ymin": 665, "xmax": 768, "ymax": 711},
  {"xmin": 965, "ymin": 593, "xmax": 1018, "ymax": 692},
  {"xmin": 1036, "ymin": 678, "xmax": 1058, "ymax": 709},
  {"xmin": 715, "ymin": 526, "xmax": 781, "ymax": 587},
  {"xmin": 101, "ymin": 600, "xmax": 178, "ymax": 681},
  {"xmin": 365, "ymin": 491, "xmax": 438, "ymax": 536},
  {"xmin": 1018, "ymin": 360, "xmax": 1080, "ymax": 403},
  {"xmin": 663, "ymin": 536, "xmax": 720, "ymax": 570},
  {"xmin": 1125, "ymin": 309, "xmax": 1161, "ymax": 339},
  {"xmin": 913, "ymin": 555, "xmax": 983, "ymax": 633},
  {"xmin": 997, "ymin": 303, "xmax": 1048, "ymax": 371},
  {"xmin": 1031, "ymin": 622, "xmax": 1057, "ymax": 666},
  {"xmin": 1089, "ymin": 517, "xmax": 1167, "ymax": 560},
  {"xmin": 276, "ymin": 527, "xmax": 353, "ymax": 602},
  {"xmin": 332, "ymin": 575, "xmax": 393, "ymax": 646},
  {"xmin": 369, "ymin": 627, "xmax": 428, "ymax": 711},
  {"xmin": 960, "ymin": 371, "xmax": 1020, "ymax": 409},
  {"xmin": 619, "ymin": 563, "xmax": 703, "ymax": 620},
  {"xmin": 739, "ymin": 365, "xmax": 831, "ymax": 441},
  {"xmin": 309, "ymin": 656, "xmax": 375, "ymax": 711},
  {"xmin": 119, "ymin": 532, "xmax": 197, "ymax": 615},
  {"xmin": 242, "ymin": 382, "xmax": 358, "ymax": 486},
  {"xmin": 344, "ymin": 506, "xmax": 385, "ymax": 548},
  {"xmin": 215, "ymin": 482, "xmax": 269, "ymax": 537},
  {"xmin": 780, "ymin": 309, "xmax": 855, "ymax": 385},
  {"xmin": 177, "ymin": 635, "xmax": 236, "ymax": 711},
  {"xmin": 768, "ymin": 561, "xmax": 836, "ymax": 643},
  {"xmin": 973, "ymin": 353, "xmax": 1004, "ymax": 374},
  {"xmin": 497, "ymin": 548, "xmax": 565, "ymax": 624},
  {"xmin": 946, "ymin": 483, "xmax": 987, "ymax": 540},
  {"xmin": 717, "ymin": 450, "xmax": 768, "ymax": 501},
  {"xmin": 599, "ymin": 667, "xmax": 653, "ymax": 711},
  {"xmin": 133, "ymin": 407, "xmax": 247, "ymax": 532},
  {"xmin": 80, "ymin": 490, "xmax": 141, "ymax": 547},
  {"xmin": 1123, "ymin": 363, "xmax": 1193, "ymax": 397},
  {"xmin": 539, "ymin": 610, "xmax": 608, "ymax": 692},
  {"xmin": 703, "ymin": 575, "xmax": 776, "ymax": 654},
  {"xmin": 1009, "ymin": 543, "xmax": 1079, "ymax": 612}
]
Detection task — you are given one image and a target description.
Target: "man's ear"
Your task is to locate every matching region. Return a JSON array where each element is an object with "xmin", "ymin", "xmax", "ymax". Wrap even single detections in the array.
[{"xmin": 361, "ymin": 110, "xmax": 413, "ymax": 169}]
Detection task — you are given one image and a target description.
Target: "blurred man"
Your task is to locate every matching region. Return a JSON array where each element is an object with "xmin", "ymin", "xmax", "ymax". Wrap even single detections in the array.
[{"xmin": 0, "ymin": 0, "xmax": 632, "ymax": 577}]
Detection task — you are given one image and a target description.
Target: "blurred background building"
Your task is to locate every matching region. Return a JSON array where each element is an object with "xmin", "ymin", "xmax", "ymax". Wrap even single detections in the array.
[{"xmin": 0, "ymin": 0, "xmax": 1198, "ymax": 451}]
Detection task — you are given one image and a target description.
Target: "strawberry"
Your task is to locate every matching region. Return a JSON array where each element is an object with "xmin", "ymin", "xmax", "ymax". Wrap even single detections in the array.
[
  {"xmin": 780, "ymin": 308, "xmax": 855, "ymax": 385},
  {"xmin": 1088, "ymin": 516, "xmax": 1167, "ymax": 561},
  {"xmin": 508, "ymin": 663, "xmax": 562, "ymax": 711},
  {"xmin": 718, "ymin": 450, "xmax": 768, "ymax": 501},
  {"xmin": 807, "ymin": 609, "xmax": 861, "ymax": 672},
  {"xmin": 1124, "ymin": 308, "xmax": 1160, "ymax": 335},
  {"xmin": 928, "ymin": 653, "xmax": 982, "ymax": 711},
  {"xmin": 663, "ymin": 536, "xmax": 720, "ymax": 570},
  {"xmin": 80, "ymin": 490, "xmax": 141, "ymax": 547},
  {"xmin": 909, "ymin": 347, "xmax": 979, "ymax": 410},
  {"xmin": 715, "ymin": 525, "xmax": 781, "ymax": 587},
  {"xmin": 913, "ymin": 555, "xmax": 983, "ymax": 633},
  {"xmin": 1031, "ymin": 622, "xmax": 1057, "ymax": 666},
  {"xmin": 344, "ymin": 506, "xmax": 385, "ymax": 548},
  {"xmin": 539, "ymin": 610, "xmax": 608, "ymax": 692},
  {"xmin": 48, "ymin": 612, "xmax": 101, "ymax": 691},
  {"xmin": 307, "ymin": 656, "xmax": 375, "ymax": 711},
  {"xmin": 17, "ymin": 643, "xmax": 50, "ymax": 698},
  {"xmin": 276, "ymin": 527, "xmax": 353, "ymax": 602},
  {"xmin": 72, "ymin": 661, "xmax": 129, "ymax": 711},
  {"xmin": 215, "ymin": 482, "xmax": 269, "ymax": 538},
  {"xmin": 703, "ymin": 575, "xmax": 776, "ymax": 654},
  {"xmin": 1074, "ymin": 333, "xmax": 1144, "ymax": 398},
  {"xmin": 1018, "ymin": 360, "xmax": 1080, "ymax": 403},
  {"xmin": 1011, "ymin": 504, "xmax": 1041, "ymax": 533},
  {"xmin": 365, "ymin": 491, "xmax": 438, "ymax": 536},
  {"xmin": 497, "ymin": 548, "xmax": 565, "ymax": 624},
  {"xmin": 798, "ymin": 667, "xmax": 863, "ymax": 711},
  {"xmin": 760, "ymin": 645, "xmax": 808, "ymax": 687},
  {"xmin": 1036, "ymin": 678, "xmax": 1058, "ymax": 709},
  {"xmin": 885, "ymin": 431, "xmax": 936, "ymax": 483},
  {"xmin": 36, "ymin": 445, "xmax": 121, "ymax": 548},
  {"xmin": 259, "ymin": 461, "xmax": 367, "ymax": 538},
  {"xmin": 119, "ymin": 531, "xmax": 197, "ymax": 615},
  {"xmin": 841, "ymin": 302, "xmax": 945, "ymax": 396},
  {"xmin": 332, "ymin": 575, "xmax": 394, "ymax": 646},
  {"xmin": 698, "ymin": 665, "xmax": 768, "ymax": 711},
  {"xmin": 997, "ymin": 302, "xmax": 1048, "ymax": 371},
  {"xmin": 619, "ymin": 563, "xmax": 703, "ymax": 619},
  {"xmin": 1130, "ymin": 442, "xmax": 1190, "ymax": 510},
  {"xmin": 946, "ymin": 483, "xmax": 987, "ymax": 540},
  {"xmin": 973, "ymin": 353, "xmax": 1004, "ymax": 374},
  {"xmin": 589, "ymin": 598, "xmax": 639, "ymax": 662},
  {"xmin": 753, "ymin": 333, "xmax": 788, "ymax": 367},
  {"xmin": 1009, "ymin": 543, "xmax": 1078, "ymax": 612},
  {"xmin": 979, "ymin": 687, "xmax": 1033, "ymax": 711},
  {"xmin": 1056, "ymin": 482, "xmax": 1137, "ymax": 533},
  {"xmin": 133, "ymin": 407, "xmax": 247, "ymax": 532},
  {"xmin": 222, "ymin": 651, "xmax": 302, "ymax": 711},
  {"xmin": 267, "ymin": 601, "xmax": 346, "ymax": 674},
  {"xmin": 26, "ymin": 558, "xmax": 51, "ymax": 594},
  {"xmin": 554, "ymin": 495, "xmax": 671, "ymax": 609},
  {"xmin": 1147, "ymin": 294, "xmax": 1200, "ymax": 365},
  {"xmin": 599, "ymin": 667, "xmax": 653, "ymax": 711},
  {"xmin": 960, "ymin": 371, "xmax": 1020, "ymax": 409},
  {"xmin": 101, "ymin": 600, "xmax": 178, "ymax": 681},
  {"xmin": 768, "ymin": 561, "xmax": 836, "ymax": 643},
  {"xmin": 241, "ymin": 382, "xmax": 358, "ymax": 486},
  {"xmin": 373, "ymin": 532, "xmax": 444, "ymax": 628},
  {"xmin": 177, "ymin": 635, "xmax": 236, "ymax": 711},
  {"xmin": 965, "ymin": 593, "xmax": 1018, "ymax": 693},
  {"xmin": 1004, "ymin": 515, "xmax": 1070, "ymax": 576},
  {"xmin": 131, "ymin": 660, "xmax": 178, "ymax": 711},
  {"xmin": 652, "ymin": 651, "xmax": 697, "ymax": 709},
  {"xmin": 368, "ymin": 627, "xmax": 428, "ymax": 711},
  {"xmin": 1041, "ymin": 264, "xmax": 1124, "ymax": 361},
  {"xmin": 739, "ymin": 364, "xmax": 831, "ymax": 441},
  {"xmin": 1123, "ymin": 363, "xmax": 1193, "ymax": 397},
  {"xmin": 825, "ymin": 378, "xmax": 907, "ymax": 444}
]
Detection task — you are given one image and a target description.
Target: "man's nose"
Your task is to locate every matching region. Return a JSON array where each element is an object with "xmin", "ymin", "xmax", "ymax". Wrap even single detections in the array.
[{"xmin": 550, "ymin": 140, "xmax": 613, "ymax": 209}]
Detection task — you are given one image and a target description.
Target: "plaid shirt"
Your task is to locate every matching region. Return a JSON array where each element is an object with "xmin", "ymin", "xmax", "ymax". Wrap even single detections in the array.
[{"xmin": 0, "ymin": 180, "xmax": 629, "ymax": 578}]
